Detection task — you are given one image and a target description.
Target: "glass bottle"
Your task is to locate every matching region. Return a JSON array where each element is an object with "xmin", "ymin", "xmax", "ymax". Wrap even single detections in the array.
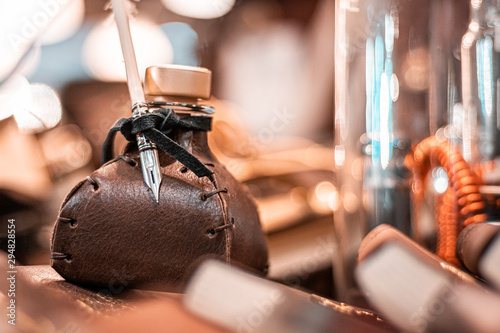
[
  {"xmin": 462, "ymin": 0, "xmax": 500, "ymax": 221},
  {"xmin": 334, "ymin": 0, "xmax": 469, "ymax": 303}
]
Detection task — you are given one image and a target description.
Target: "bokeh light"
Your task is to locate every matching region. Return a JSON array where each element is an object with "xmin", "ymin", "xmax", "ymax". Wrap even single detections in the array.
[
  {"xmin": 13, "ymin": 83, "xmax": 62, "ymax": 133},
  {"xmin": 161, "ymin": 0, "xmax": 236, "ymax": 19},
  {"xmin": 0, "ymin": 74, "xmax": 30, "ymax": 121},
  {"xmin": 433, "ymin": 167, "xmax": 449, "ymax": 194},
  {"xmin": 0, "ymin": 0, "xmax": 80, "ymax": 80},
  {"xmin": 82, "ymin": 20, "xmax": 173, "ymax": 82},
  {"xmin": 40, "ymin": 0, "xmax": 85, "ymax": 45},
  {"xmin": 310, "ymin": 181, "xmax": 339, "ymax": 213}
]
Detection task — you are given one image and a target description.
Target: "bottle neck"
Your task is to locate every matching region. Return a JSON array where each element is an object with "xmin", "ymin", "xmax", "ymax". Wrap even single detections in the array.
[
  {"xmin": 168, "ymin": 105, "xmax": 214, "ymax": 161},
  {"xmin": 125, "ymin": 124, "xmax": 214, "ymax": 167},
  {"xmin": 176, "ymin": 126, "xmax": 213, "ymax": 158},
  {"xmin": 125, "ymin": 102, "xmax": 215, "ymax": 164}
]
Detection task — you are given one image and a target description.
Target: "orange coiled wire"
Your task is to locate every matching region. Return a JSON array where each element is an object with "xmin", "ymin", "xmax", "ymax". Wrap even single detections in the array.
[{"xmin": 406, "ymin": 136, "xmax": 487, "ymax": 266}]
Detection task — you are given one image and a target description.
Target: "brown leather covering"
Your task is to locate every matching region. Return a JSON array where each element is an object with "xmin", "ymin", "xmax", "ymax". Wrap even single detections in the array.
[
  {"xmin": 7, "ymin": 265, "xmax": 225, "ymax": 333},
  {"xmin": 51, "ymin": 126, "xmax": 268, "ymax": 291}
]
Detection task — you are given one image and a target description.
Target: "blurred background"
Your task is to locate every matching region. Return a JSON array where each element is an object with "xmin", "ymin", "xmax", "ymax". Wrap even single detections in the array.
[{"xmin": 0, "ymin": 0, "xmax": 336, "ymax": 298}]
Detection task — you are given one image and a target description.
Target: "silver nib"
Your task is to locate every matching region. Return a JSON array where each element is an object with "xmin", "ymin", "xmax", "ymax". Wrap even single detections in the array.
[
  {"xmin": 134, "ymin": 104, "xmax": 162, "ymax": 203},
  {"xmin": 137, "ymin": 133, "xmax": 162, "ymax": 202},
  {"xmin": 109, "ymin": 0, "xmax": 162, "ymax": 202}
]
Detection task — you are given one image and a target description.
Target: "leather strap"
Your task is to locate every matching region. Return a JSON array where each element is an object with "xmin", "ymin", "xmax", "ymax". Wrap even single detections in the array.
[{"xmin": 102, "ymin": 108, "xmax": 213, "ymax": 178}]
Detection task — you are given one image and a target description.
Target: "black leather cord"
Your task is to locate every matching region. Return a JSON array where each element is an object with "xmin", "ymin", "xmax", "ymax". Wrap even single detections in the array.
[{"xmin": 102, "ymin": 108, "xmax": 213, "ymax": 178}]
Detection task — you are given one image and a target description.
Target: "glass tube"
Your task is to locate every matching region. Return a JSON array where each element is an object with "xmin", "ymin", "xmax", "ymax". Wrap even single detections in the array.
[
  {"xmin": 334, "ymin": 0, "xmax": 469, "ymax": 303},
  {"xmin": 462, "ymin": 0, "xmax": 500, "ymax": 221}
]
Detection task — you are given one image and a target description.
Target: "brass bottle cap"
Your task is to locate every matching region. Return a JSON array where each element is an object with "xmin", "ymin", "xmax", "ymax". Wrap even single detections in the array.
[{"xmin": 145, "ymin": 65, "xmax": 212, "ymax": 101}]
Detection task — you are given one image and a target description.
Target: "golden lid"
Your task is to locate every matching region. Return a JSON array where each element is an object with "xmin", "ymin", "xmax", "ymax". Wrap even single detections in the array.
[{"xmin": 145, "ymin": 65, "xmax": 212, "ymax": 101}]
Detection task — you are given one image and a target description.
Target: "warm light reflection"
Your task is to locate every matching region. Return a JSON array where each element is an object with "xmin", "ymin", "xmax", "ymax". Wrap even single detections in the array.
[
  {"xmin": 83, "ymin": 20, "xmax": 173, "ymax": 82},
  {"xmin": 390, "ymin": 73, "xmax": 399, "ymax": 102},
  {"xmin": 13, "ymin": 83, "xmax": 61, "ymax": 133},
  {"xmin": 161, "ymin": 0, "xmax": 236, "ymax": 19},
  {"xmin": 315, "ymin": 181, "xmax": 336, "ymax": 202},
  {"xmin": 433, "ymin": 167, "xmax": 448, "ymax": 194},
  {"xmin": 310, "ymin": 181, "xmax": 338, "ymax": 214},
  {"xmin": 334, "ymin": 145, "xmax": 345, "ymax": 167},
  {"xmin": 469, "ymin": 21, "xmax": 480, "ymax": 33},
  {"xmin": 471, "ymin": 0, "xmax": 482, "ymax": 9},
  {"xmin": 463, "ymin": 33, "xmax": 475, "ymax": 51}
]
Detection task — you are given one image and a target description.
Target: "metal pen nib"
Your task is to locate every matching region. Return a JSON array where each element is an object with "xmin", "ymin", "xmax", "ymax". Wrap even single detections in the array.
[
  {"xmin": 134, "ymin": 105, "xmax": 162, "ymax": 202},
  {"xmin": 110, "ymin": 0, "xmax": 162, "ymax": 202},
  {"xmin": 138, "ymin": 135, "xmax": 162, "ymax": 202}
]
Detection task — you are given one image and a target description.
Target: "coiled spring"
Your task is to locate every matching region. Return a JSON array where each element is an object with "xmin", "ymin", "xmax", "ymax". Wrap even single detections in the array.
[{"xmin": 406, "ymin": 136, "xmax": 487, "ymax": 266}]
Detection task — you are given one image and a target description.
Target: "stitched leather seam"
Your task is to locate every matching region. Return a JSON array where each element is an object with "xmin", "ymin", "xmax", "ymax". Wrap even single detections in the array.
[
  {"xmin": 200, "ymin": 188, "xmax": 228, "ymax": 201},
  {"xmin": 51, "ymin": 252, "xmax": 71, "ymax": 261},
  {"xmin": 117, "ymin": 155, "xmax": 138, "ymax": 166},
  {"xmin": 209, "ymin": 224, "xmax": 233, "ymax": 234},
  {"xmin": 86, "ymin": 176, "xmax": 100, "ymax": 192},
  {"xmin": 210, "ymin": 174, "xmax": 231, "ymax": 263},
  {"xmin": 58, "ymin": 216, "xmax": 77, "ymax": 227}
]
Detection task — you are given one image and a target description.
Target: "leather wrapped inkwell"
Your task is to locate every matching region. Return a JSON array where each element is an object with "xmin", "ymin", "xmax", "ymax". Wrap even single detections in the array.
[{"xmin": 51, "ymin": 65, "xmax": 269, "ymax": 291}]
